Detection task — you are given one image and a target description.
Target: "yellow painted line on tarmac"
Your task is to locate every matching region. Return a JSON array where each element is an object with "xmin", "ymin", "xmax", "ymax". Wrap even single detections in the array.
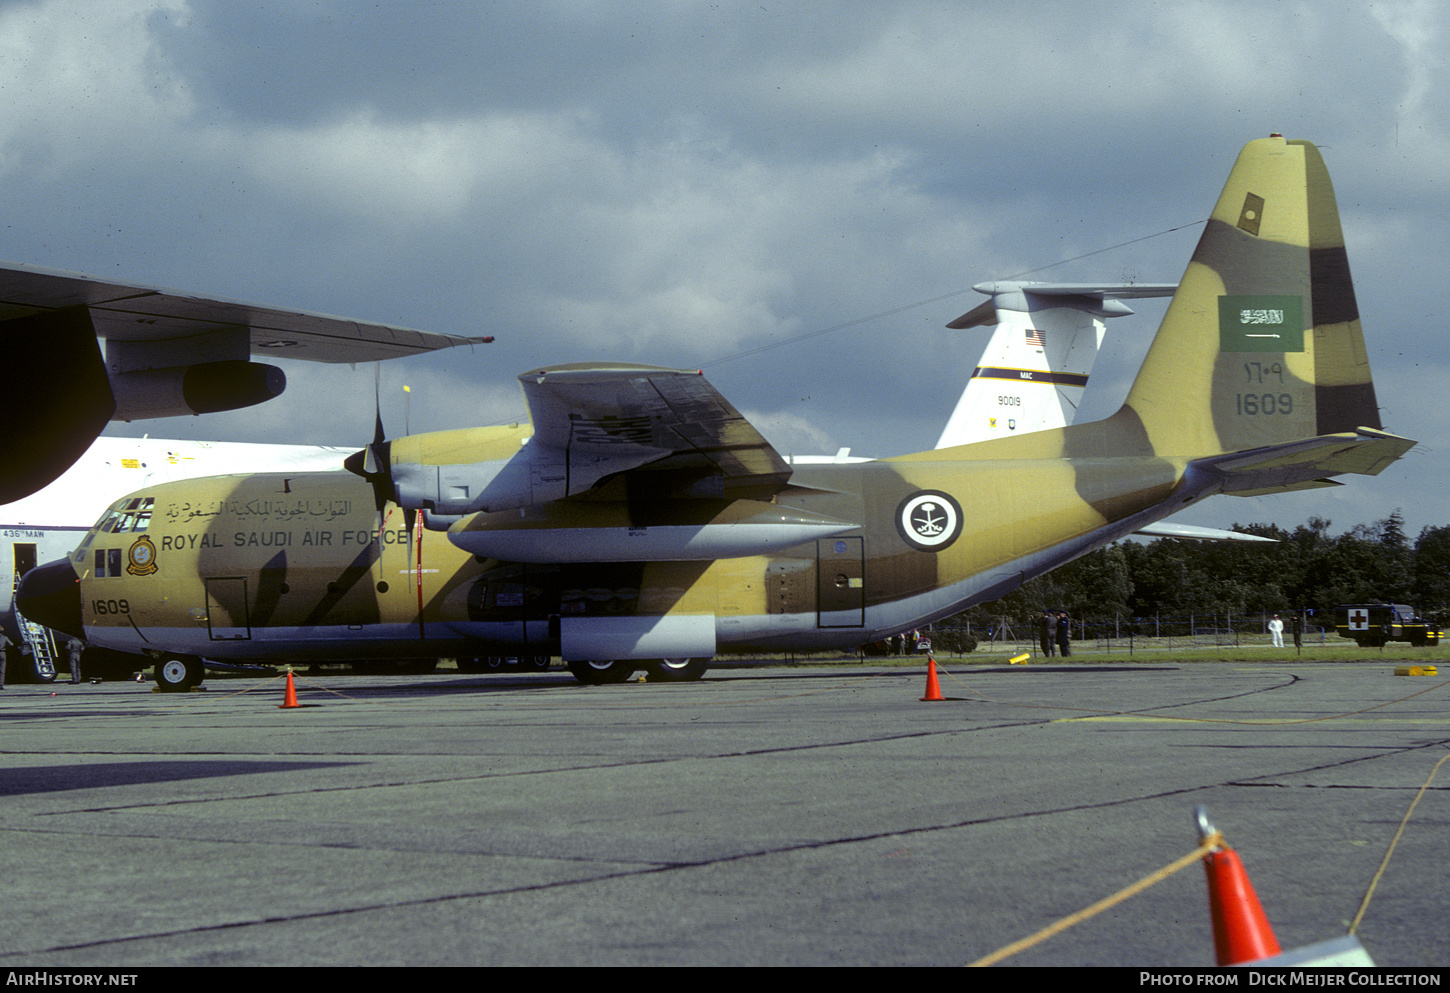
[{"xmin": 1058, "ymin": 715, "xmax": 1450, "ymax": 724}]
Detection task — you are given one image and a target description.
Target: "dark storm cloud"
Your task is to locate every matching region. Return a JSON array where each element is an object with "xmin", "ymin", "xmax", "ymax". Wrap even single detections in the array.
[{"xmin": 2, "ymin": 0, "xmax": 1446, "ymax": 536}]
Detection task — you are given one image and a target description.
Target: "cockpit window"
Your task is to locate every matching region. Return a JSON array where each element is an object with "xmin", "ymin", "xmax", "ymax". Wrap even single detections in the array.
[
  {"xmin": 95, "ymin": 497, "xmax": 155, "ymax": 535},
  {"xmin": 76, "ymin": 497, "xmax": 154, "ymax": 567}
]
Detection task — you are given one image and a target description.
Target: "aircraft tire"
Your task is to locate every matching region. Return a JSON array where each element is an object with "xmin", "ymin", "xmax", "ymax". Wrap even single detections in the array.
[
  {"xmin": 155, "ymin": 656, "xmax": 203, "ymax": 692},
  {"xmin": 643, "ymin": 658, "xmax": 709, "ymax": 682},
  {"xmin": 566, "ymin": 660, "xmax": 636, "ymax": 685},
  {"xmin": 528, "ymin": 656, "xmax": 551, "ymax": 670}
]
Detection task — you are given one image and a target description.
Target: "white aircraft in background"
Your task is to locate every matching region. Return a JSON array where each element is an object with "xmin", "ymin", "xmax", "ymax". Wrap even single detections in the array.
[{"xmin": 936, "ymin": 281, "xmax": 1177, "ymax": 445}]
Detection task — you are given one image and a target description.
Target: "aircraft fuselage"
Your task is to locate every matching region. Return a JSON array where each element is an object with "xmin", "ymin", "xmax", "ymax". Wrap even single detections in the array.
[{"xmin": 64, "ymin": 448, "xmax": 1194, "ymax": 665}]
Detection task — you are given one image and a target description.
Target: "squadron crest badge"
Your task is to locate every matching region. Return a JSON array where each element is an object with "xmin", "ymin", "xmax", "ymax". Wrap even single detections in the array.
[
  {"xmin": 127, "ymin": 536, "xmax": 158, "ymax": 576},
  {"xmin": 895, "ymin": 490, "xmax": 963, "ymax": 552}
]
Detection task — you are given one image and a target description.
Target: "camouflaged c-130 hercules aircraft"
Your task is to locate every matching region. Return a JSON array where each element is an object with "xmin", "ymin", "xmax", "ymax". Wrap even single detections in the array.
[{"xmin": 17, "ymin": 136, "xmax": 1415, "ymax": 690}]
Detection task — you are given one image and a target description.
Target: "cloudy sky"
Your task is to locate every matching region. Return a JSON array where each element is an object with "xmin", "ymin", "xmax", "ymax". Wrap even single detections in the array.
[{"xmin": 3, "ymin": 0, "xmax": 1446, "ymax": 539}]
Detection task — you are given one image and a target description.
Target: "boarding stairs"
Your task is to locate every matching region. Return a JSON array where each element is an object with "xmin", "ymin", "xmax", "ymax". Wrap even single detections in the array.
[{"xmin": 10, "ymin": 568, "xmax": 58, "ymax": 680}]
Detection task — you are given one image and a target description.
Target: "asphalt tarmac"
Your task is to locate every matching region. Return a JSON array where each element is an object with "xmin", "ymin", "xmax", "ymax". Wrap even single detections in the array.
[{"xmin": 0, "ymin": 659, "xmax": 1446, "ymax": 968}]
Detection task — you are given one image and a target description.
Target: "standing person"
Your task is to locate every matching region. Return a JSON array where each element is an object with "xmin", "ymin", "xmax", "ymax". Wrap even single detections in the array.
[
  {"xmin": 68, "ymin": 639, "xmax": 84, "ymax": 684},
  {"xmin": 1268, "ymin": 614, "xmax": 1284, "ymax": 648},
  {"xmin": 1038, "ymin": 611, "xmax": 1053, "ymax": 657},
  {"xmin": 0, "ymin": 630, "xmax": 10, "ymax": 689},
  {"xmin": 1056, "ymin": 611, "xmax": 1071, "ymax": 657},
  {"xmin": 1291, "ymin": 613, "xmax": 1303, "ymax": 650}
]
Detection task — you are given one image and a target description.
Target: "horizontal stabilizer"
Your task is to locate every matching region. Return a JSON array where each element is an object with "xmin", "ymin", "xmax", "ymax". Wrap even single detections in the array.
[
  {"xmin": 1191, "ymin": 428, "xmax": 1415, "ymax": 495},
  {"xmin": 1135, "ymin": 523, "xmax": 1277, "ymax": 542},
  {"xmin": 1226, "ymin": 479, "xmax": 1342, "ymax": 497},
  {"xmin": 946, "ymin": 282, "xmax": 1177, "ymax": 329}
]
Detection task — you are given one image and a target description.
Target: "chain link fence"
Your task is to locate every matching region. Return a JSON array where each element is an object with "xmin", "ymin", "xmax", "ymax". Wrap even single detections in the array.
[{"xmin": 929, "ymin": 611, "xmax": 1337, "ymax": 657}]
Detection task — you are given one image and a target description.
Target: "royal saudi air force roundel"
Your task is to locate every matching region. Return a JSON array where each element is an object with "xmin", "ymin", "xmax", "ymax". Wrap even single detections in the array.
[{"xmin": 895, "ymin": 490, "xmax": 963, "ymax": 552}]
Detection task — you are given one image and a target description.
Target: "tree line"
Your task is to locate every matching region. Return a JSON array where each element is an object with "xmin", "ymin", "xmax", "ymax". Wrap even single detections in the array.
[{"xmin": 947, "ymin": 512, "xmax": 1450, "ymax": 632}]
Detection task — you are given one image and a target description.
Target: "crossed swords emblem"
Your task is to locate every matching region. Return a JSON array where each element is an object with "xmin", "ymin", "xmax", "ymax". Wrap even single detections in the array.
[{"xmin": 910, "ymin": 502, "xmax": 947, "ymax": 537}]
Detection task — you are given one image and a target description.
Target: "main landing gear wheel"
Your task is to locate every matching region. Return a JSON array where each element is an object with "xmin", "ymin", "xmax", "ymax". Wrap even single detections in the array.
[
  {"xmin": 154, "ymin": 656, "xmax": 203, "ymax": 692},
  {"xmin": 566, "ymin": 660, "xmax": 637, "ymax": 685},
  {"xmin": 642, "ymin": 658, "xmax": 709, "ymax": 682}
]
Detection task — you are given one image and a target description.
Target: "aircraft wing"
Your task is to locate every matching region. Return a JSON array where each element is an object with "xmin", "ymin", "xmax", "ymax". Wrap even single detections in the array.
[
  {"xmin": 2, "ymin": 261, "xmax": 488, "ymax": 505},
  {"xmin": 0, "ymin": 262, "xmax": 484, "ymax": 362},
  {"xmin": 519, "ymin": 363, "xmax": 792, "ymax": 496},
  {"xmin": 379, "ymin": 364, "xmax": 796, "ymax": 527},
  {"xmin": 426, "ymin": 364, "xmax": 840, "ymax": 560}
]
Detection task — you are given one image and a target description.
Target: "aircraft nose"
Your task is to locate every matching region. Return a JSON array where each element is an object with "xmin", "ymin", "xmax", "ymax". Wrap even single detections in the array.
[{"xmin": 15, "ymin": 558, "xmax": 84, "ymax": 638}]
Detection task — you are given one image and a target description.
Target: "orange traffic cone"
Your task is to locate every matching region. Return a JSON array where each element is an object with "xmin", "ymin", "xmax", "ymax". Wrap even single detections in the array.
[
  {"xmin": 920, "ymin": 656, "xmax": 943, "ymax": 701},
  {"xmin": 1199, "ymin": 811, "xmax": 1281, "ymax": 965},
  {"xmin": 279, "ymin": 670, "xmax": 299, "ymax": 709}
]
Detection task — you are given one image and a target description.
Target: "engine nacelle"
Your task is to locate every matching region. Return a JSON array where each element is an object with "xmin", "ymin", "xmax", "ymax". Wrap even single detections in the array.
[
  {"xmin": 391, "ymin": 433, "xmax": 666, "ymax": 517},
  {"xmin": 110, "ymin": 361, "xmax": 286, "ymax": 420}
]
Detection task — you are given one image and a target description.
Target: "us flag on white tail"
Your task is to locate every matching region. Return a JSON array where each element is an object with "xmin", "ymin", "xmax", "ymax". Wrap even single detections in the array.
[{"xmin": 1025, "ymin": 328, "xmax": 1045, "ymax": 347}]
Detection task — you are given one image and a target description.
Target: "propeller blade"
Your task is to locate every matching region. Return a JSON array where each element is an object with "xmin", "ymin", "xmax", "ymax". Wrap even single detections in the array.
[
  {"xmin": 344, "ymin": 362, "xmax": 396, "ymax": 512},
  {"xmin": 372, "ymin": 363, "xmax": 386, "ymax": 445}
]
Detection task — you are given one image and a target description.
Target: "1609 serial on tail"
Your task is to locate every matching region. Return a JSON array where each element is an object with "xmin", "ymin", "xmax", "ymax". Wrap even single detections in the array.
[{"xmin": 18, "ymin": 137, "xmax": 1414, "ymax": 689}]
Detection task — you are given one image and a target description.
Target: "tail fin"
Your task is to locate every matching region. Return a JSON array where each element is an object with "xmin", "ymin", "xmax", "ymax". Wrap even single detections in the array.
[
  {"xmin": 1123, "ymin": 136, "xmax": 1385, "ymax": 456},
  {"xmin": 935, "ymin": 281, "xmax": 1174, "ymax": 447}
]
